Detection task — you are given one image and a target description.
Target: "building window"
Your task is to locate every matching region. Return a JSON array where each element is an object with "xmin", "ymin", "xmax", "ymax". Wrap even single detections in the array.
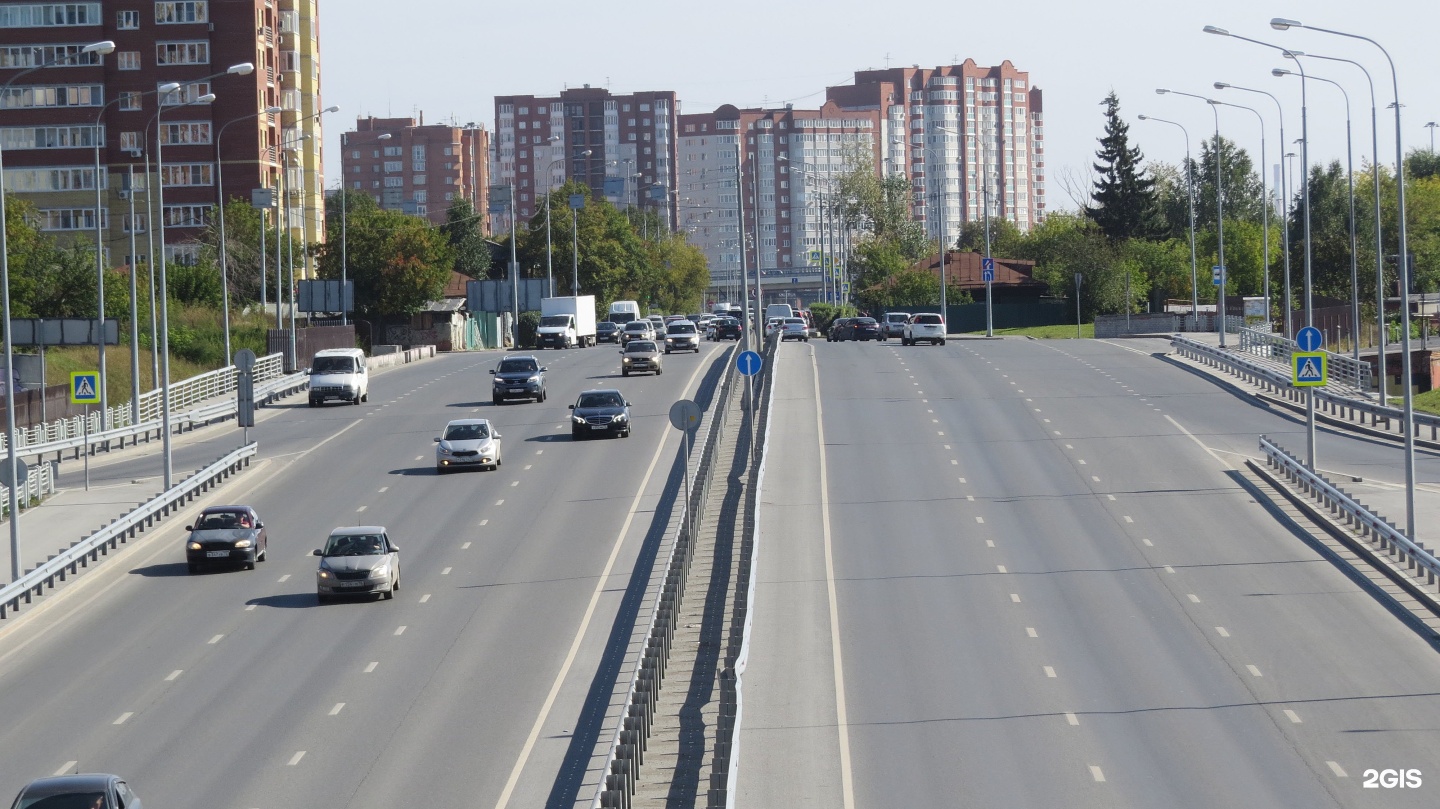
[
  {"xmin": 413, "ymin": 190, "xmax": 427, "ymax": 203},
  {"xmin": 2, "ymin": 166, "xmax": 100, "ymax": 191},
  {"xmin": 159, "ymin": 81, "xmax": 209, "ymax": 105},
  {"xmin": 120, "ymin": 91, "xmax": 142, "ymax": 111},
  {"xmin": 119, "ymin": 131, "xmax": 141, "ymax": 152},
  {"xmin": 0, "ymin": 43, "xmax": 104, "ymax": 69},
  {"xmin": 0, "ymin": 4, "xmax": 102, "ymax": 27},
  {"xmin": 160, "ymin": 121, "xmax": 210, "ymax": 144},
  {"xmin": 383, "ymin": 177, "xmax": 401, "ymax": 187},
  {"xmin": 165, "ymin": 244, "xmax": 201, "ymax": 265},
  {"xmin": 0, "ymin": 84, "xmax": 101, "ymax": 109},
  {"xmin": 1, "ymin": 124, "xmax": 99, "ymax": 150},
  {"xmin": 383, "ymin": 145, "xmax": 400, "ymax": 157},
  {"xmin": 383, "ymin": 161, "xmax": 401, "ymax": 172},
  {"xmin": 444, "ymin": 191, "xmax": 454, "ymax": 201},
  {"xmin": 38, "ymin": 207, "xmax": 104, "ymax": 230},
  {"xmin": 155, "ymin": 41, "xmax": 209, "ymax": 65},
  {"xmin": 163, "ymin": 204, "xmax": 209, "ymax": 227},
  {"xmin": 155, "ymin": 2, "xmax": 207, "ymax": 24},
  {"xmin": 117, "ymin": 9, "xmax": 139, "ymax": 28},
  {"xmin": 159, "ymin": 162, "xmax": 213, "ymax": 187},
  {"xmin": 117, "ymin": 51, "xmax": 141, "ymax": 70},
  {"xmin": 413, "ymin": 175, "xmax": 426, "ymax": 185}
]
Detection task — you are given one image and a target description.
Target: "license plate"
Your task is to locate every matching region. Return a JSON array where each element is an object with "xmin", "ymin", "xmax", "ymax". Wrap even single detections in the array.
[
  {"xmin": 206, "ymin": 550, "xmax": 230, "ymax": 558},
  {"xmin": 590, "ymin": 424, "xmax": 607, "ymax": 430},
  {"xmin": 339, "ymin": 581, "xmax": 367, "ymax": 588}
]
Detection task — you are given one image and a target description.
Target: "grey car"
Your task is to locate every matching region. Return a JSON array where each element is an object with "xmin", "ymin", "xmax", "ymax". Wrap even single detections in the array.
[
  {"xmin": 314, "ymin": 527, "xmax": 400, "ymax": 602},
  {"xmin": 9, "ymin": 774, "xmax": 141, "ymax": 809},
  {"xmin": 435, "ymin": 418, "xmax": 502, "ymax": 473}
]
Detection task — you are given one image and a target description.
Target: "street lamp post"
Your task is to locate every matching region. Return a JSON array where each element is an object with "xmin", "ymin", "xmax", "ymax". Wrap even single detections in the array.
[
  {"xmin": 1138, "ymin": 115, "xmax": 1200, "ymax": 330},
  {"xmin": 216, "ymin": 105, "xmax": 283, "ymax": 363},
  {"xmin": 1210, "ymin": 98, "xmax": 1272, "ymax": 341},
  {"xmin": 1270, "ymin": 17, "xmax": 1418, "ymax": 541},
  {"xmin": 1, "ymin": 39, "xmax": 116, "ymax": 580},
  {"xmin": 1157, "ymin": 89, "xmax": 1227, "ymax": 346},
  {"xmin": 734, "ymin": 140, "xmax": 752, "ymax": 350},
  {"xmin": 1214, "ymin": 81, "xmax": 1290, "ymax": 337},
  {"xmin": 1426, "ymin": 122, "xmax": 1437, "ymax": 152}
]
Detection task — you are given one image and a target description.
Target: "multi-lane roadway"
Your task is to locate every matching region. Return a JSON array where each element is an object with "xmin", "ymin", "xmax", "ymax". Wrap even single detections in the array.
[
  {"xmin": 740, "ymin": 336, "xmax": 1440, "ymax": 808},
  {"xmin": 0, "ymin": 341, "xmax": 729, "ymax": 808}
]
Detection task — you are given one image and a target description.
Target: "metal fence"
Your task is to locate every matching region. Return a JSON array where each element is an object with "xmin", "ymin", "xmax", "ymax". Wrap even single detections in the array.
[
  {"xmin": 0, "ymin": 458, "xmax": 55, "ymax": 520},
  {"xmin": 1237, "ymin": 326, "xmax": 1371, "ymax": 393}
]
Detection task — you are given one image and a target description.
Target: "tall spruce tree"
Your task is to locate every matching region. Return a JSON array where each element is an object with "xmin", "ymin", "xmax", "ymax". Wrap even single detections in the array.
[{"xmin": 1087, "ymin": 91, "xmax": 1160, "ymax": 242}]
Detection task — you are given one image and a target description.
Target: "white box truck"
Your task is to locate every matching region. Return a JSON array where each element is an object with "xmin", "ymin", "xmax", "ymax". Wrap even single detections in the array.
[
  {"xmin": 608, "ymin": 300, "xmax": 641, "ymax": 325},
  {"xmin": 537, "ymin": 295, "xmax": 597, "ymax": 349}
]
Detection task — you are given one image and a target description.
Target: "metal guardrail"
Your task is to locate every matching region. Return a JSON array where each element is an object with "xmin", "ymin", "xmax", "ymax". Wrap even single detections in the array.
[
  {"xmin": 1173, "ymin": 336, "xmax": 1440, "ymax": 443},
  {"xmin": 1259, "ymin": 434, "xmax": 1440, "ymax": 590},
  {"xmin": 591, "ymin": 345, "xmax": 740, "ymax": 808},
  {"xmin": 0, "ymin": 443, "xmax": 258, "ymax": 620},
  {"xmin": 1237, "ymin": 326, "xmax": 1372, "ymax": 393},
  {"xmin": 0, "ymin": 457, "xmax": 55, "ymax": 520}
]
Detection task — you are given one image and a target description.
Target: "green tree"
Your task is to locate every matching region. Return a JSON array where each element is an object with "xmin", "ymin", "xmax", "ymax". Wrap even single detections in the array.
[
  {"xmin": 314, "ymin": 192, "xmax": 454, "ymax": 317},
  {"xmin": 1087, "ymin": 92, "xmax": 1162, "ymax": 242},
  {"xmin": 440, "ymin": 198, "xmax": 491, "ymax": 278},
  {"xmin": 193, "ymin": 196, "xmax": 296, "ymax": 305},
  {"xmin": 833, "ymin": 146, "xmax": 929, "ymax": 259},
  {"xmin": 1407, "ymin": 149, "xmax": 1440, "ymax": 181},
  {"xmin": 1190, "ymin": 135, "xmax": 1265, "ymax": 229}
]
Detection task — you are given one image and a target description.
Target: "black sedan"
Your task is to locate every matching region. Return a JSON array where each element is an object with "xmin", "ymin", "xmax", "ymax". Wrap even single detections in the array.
[
  {"xmin": 827, "ymin": 317, "xmax": 851, "ymax": 341},
  {"xmin": 9, "ymin": 774, "xmax": 142, "ymax": 809},
  {"xmin": 596, "ymin": 321, "xmax": 623, "ymax": 343},
  {"xmin": 711, "ymin": 317, "xmax": 743, "ymax": 341},
  {"xmin": 837, "ymin": 317, "xmax": 881, "ymax": 341},
  {"xmin": 570, "ymin": 389, "xmax": 632, "ymax": 439},
  {"xmin": 185, "ymin": 505, "xmax": 267, "ymax": 573}
]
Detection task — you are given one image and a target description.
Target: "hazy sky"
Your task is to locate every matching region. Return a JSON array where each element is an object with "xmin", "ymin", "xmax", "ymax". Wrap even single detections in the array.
[{"xmin": 321, "ymin": 0, "xmax": 1437, "ymax": 212}]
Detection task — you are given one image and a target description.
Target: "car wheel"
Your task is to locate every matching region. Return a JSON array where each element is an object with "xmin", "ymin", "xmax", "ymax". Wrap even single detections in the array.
[
  {"xmin": 258, "ymin": 543, "xmax": 267, "ymax": 562},
  {"xmin": 317, "ymin": 593, "xmax": 332, "ymax": 604},
  {"xmin": 938, "ymin": 339, "xmax": 946, "ymax": 346},
  {"xmin": 493, "ymin": 395, "xmax": 503, "ymax": 405},
  {"xmin": 308, "ymin": 399, "xmax": 318, "ymax": 407},
  {"xmin": 572, "ymin": 428, "xmax": 584, "ymax": 440},
  {"xmin": 656, "ymin": 368, "xmax": 663, "ymax": 375},
  {"xmin": 245, "ymin": 560, "xmax": 256, "ymax": 571},
  {"xmin": 362, "ymin": 392, "xmax": 369, "ymax": 402},
  {"xmin": 353, "ymin": 394, "xmax": 362, "ymax": 405},
  {"xmin": 187, "ymin": 563, "xmax": 199, "ymax": 574},
  {"xmin": 392, "ymin": 572, "xmax": 399, "ymax": 592},
  {"xmin": 622, "ymin": 369, "xmax": 630, "ymax": 377}
]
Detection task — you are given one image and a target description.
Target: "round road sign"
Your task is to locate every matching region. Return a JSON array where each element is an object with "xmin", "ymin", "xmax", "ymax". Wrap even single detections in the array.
[
  {"xmin": 234, "ymin": 348, "xmax": 258, "ymax": 373},
  {"xmin": 1295, "ymin": 326, "xmax": 1323, "ymax": 353},
  {"xmin": 669, "ymin": 399, "xmax": 702, "ymax": 433}
]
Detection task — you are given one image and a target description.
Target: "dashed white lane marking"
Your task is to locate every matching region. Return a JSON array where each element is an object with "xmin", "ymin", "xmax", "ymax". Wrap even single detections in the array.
[
  {"xmin": 1034, "ymin": 408, "xmax": 1042, "ymax": 413},
  {"xmin": 1285, "ymin": 709, "xmax": 1302, "ymax": 724},
  {"xmin": 287, "ymin": 751, "xmax": 306, "ymax": 766},
  {"xmin": 479, "ymin": 519, "xmax": 488, "ymax": 526},
  {"xmin": 1106, "ymin": 494, "xmax": 1116, "ymax": 501},
  {"xmin": 1215, "ymin": 627, "xmax": 1230, "ymax": 637},
  {"xmin": 1142, "ymin": 538, "xmax": 1154, "ymax": 547},
  {"xmin": 951, "ymin": 460, "xmax": 959, "ymax": 465},
  {"xmin": 495, "ymin": 499, "xmax": 504, "ymax": 506},
  {"xmin": 420, "ymin": 594, "xmax": 432, "ymax": 603},
  {"xmin": 165, "ymin": 670, "xmax": 182, "ymax": 681},
  {"xmin": 1065, "ymin": 444, "xmax": 1074, "ymax": 449},
  {"xmin": 1247, "ymin": 665, "xmax": 1263, "ymax": 678},
  {"xmin": 378, "ymin": 486, "xmax": 388, "ymax": 493},
  {"xmin": 997, "ymin": 565, "xmax": 1008, "ymax": 573},
  {"xmin": 356, "ymin": 506, "xmax": 367, "ymax": 512},
  {"xmin": 985, "ymin": 540, "xmax": 995, "ymax": 547},
  {"xmin": 278, "ymin": 574, "xmax": 290, "ymax": 583},
  {"xmin": 944, "ymin": 444, "xmax": 951, "ymax": 450},
  {"xmin": 329, "ymin": 703, "xmax": 345, "ymax": 716},
  {"xmin": 1026, "ymin": 627, "xmax": 1038, "ymax": 638},
  {"xmin": 413, "ymin": 455, "xmax": 422, "ymax": 461},
  {"xmin": 1044, "ymin": 666, "xmax": 1057, "ymax": 678},
  {"xmin": 524, "ymin": 464, "xmax": 533, "ymax": 470},
  {"xmin": 113, "ymin": 712, "xmax": 133, "ymax": 725},
  {"xmin": 1123, "ymin": 516, "xmax": 1134, "ymax": 523},
  {"xmin": 536, "ymin": 449, "xmax": 544, "ymax": 455},
  {"xmin": 1187, "ymin": 594, "xmax": 1201, "ymax": 603},
  {"xmin": 1163, "ymin": 565, "xmax": 1175, "ymax": 574},
  {"xmin": 54, "ymin": 762, "xmax": 78, "ymax": 776},
  {"xmin": 462, "ymin": 542, "xmax": 472, "ymax": 550},
  {"xmin": 1089, "ymin": 765, "xmax": 1106, "ymax": 782},
  {"xmin": 364, "ymin": 662, "xmax": 378, "ymax": 673},
  {"xmin": 1010, "ymin": 593, "xmax": 1022, "ymax": 603},
  {"xmin": 394, "ymin": 626, "xmax": 407, "ymax": 636},
  {"xmin": 1095, "ymin": 477, "xmax": 1103, "ymax": 483},
  {"xmin": 208, "ymin": 634, "xmax": 223, "ymax": 644},
  {"xmin": 975, "ymin": 517, "xmax": 984, "ymax": 524},
  {"xmin": 1327, "ymin": 761, "xmax": 1347, "ymax": 777},
  {"xmin": 510, "ymin": 481, "xmax": 519, "ymax": 487},
  {"xmin": 441, "ymin": 567, "xmax": 452, "ymax": 575},
  {"xmin": 1066, "ymin": 712, "xmax": 1080, "ymax": 726},
  {"xmin": 937, "ymin": 431, "xmax": 944, "ymax": 436},
  {"xmin": 245, "ymin": 605, "xmax": 257, "ymax": 611},
  {"xmin": 1043, "ymin": 419, "xmax": 1051, "ymax": 423},
  {"xmin": 1053, "ymin": 431, "xmax": 1061, "ymax": 435}
]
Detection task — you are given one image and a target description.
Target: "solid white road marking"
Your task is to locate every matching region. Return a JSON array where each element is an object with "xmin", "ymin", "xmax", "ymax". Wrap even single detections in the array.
[
  {"xmin": 1010, "ymin": 593, "xmax": 1022, "ymax": 603},
  {"xmin": 278, "ymin": 574, "xmax": 290, "ymax": 583},
  {"xmin": 1327, "ymin": 761, "xmax": 1348, "ymax": 777},
  {"xmin": 378, "ymin": 486, "xmax": 388, "ymax": 493},
  {"xmin": 1066, "ymin": 712, "xmax": 1079, "ymax": 726},
  {"xmin": 356, "ymin": 505, "xmax": 367, "ymax": 512},
  {"xmin": 1188, "ymin": 594, "xmax": 1201, "ymax": 603},
  {"xmin": 1026, "ymin": 627, "xmax": 1038, "ymax": 637},
  {"xmin": 461, "ymin": 542, "xmax": 472, "ymax": 550},
  {"xmin": 1216, "ymin": 627, "xmax": 1230, "ymax": 638},
  {"xmin": 394, "ymin": 626, "xmax": 406, "ymax": 636},
  {"xmin": 1247, "ymin": 665, "xmax": 1263, "ymax": 677},
  {"xmin": 420, "ymin": 594, "xmax": 431, "ymax": 603},
  {"xmin": 54, "ymin": 762, "xmax": 77, "ymax": 776},
  {"xmin": 997, "ymin": 565, "xmax": 1008, "ymax": 573},
  {"xmin": 1142, "ymin": 538, "xmax": 1154, "ymax": 547},
  {"xmin": 329, "ymin": 703, "xmax": 345, "ymax": 716},
  {"xmin": 165, "ymin": 670, "xmax": 182, "ymax": 681},
  {"xmin": 208, "ymin": 634, "xmax": 223, "ymax": 644},
  {"xmin": 113, "ymin": 712, "xmax": 133, "ymax": 725},
  {"xmin": 1044, "ymin": 666, "xmax": 1057, "ymax": 678},
  {"xmin": 1090, "ymin": 765, "xmax": 1106, "ymax": 782},
  {"xmin": 1284, "ymin": 709, "xmax": 1302, "ymax": 724},
  {"xmin": 441, "ymin": 567, "xmax": 452, "ymax": 575},
  {"xmin": 288, "ymin": 751, "xmax": 306, "ymax": 766},
  {"xmin": 364, "ymin": 662, "xmax": 378, "ymax": 673}
]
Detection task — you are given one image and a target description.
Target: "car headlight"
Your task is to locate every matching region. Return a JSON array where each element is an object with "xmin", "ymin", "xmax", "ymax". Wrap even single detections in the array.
[
  {"xmin": 614, "ymin": 413, "xmax": 629, "ymax": 422},
  {"xmin": 623, "ymin": 357, "xmax": 632, "ymax": 363},
  {"xmin": 318, "ymin": 569, "xmax": 332, "ymax": 579},
  {"xmin": 187, "ymin": 541, "xmax": 201, "ymax": 550},
  {"xmin": 438, "ymin": 442, "xmax": 452, "ymax": 454},
  {"xmin": 527, "ymin": 375, "xmax": 540, "ymax": 383},
  {"xmin": 369, "ymin": 563, "xmax": 391, "ymax": 579},
  {"xmin": 573, "ymin": 415, "xmax": 587, "ymax": 424},
  {"xmin": 233, "ymin": 539, "xmax": 253, "ymax": 549}
]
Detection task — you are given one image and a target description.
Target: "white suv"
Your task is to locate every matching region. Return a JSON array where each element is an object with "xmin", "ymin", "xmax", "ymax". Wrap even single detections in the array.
[{"xmin": 903, "ymin": 313, "xmax": 946, "ymax": 346}]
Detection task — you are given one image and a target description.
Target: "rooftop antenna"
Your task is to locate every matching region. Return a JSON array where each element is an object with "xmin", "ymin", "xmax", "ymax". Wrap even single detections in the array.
[{"xmin": 884, "ymin": 52, "xmax": 892, "ymax": 68}]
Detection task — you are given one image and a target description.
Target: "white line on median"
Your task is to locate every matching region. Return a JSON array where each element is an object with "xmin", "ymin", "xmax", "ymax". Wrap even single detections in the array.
[
  {"xmin": 329, "ymin": 703, "xmax": 344, "ymax": 716},
  {"xmin": 113, "ymin": 712, "xmax": 133, "ymax": 725},
  {"xmin": 1066, "ymin": 712, "xmax": 1079, "ymax": 725},
  {"xmin": 287, "ymin": 751, "xmax": 306, "ymax": 766},
  {"xmin": 165, "ymin": 670, "xmax": 182, "ymax": 681},
  {"xmin": 364, "ymin": 662, "xmax": 377, "ymax": 673},
  {"xmin": 1327, "ymin": 761, "xmax": 1347, "ymax": 777},
  {"xmin": 54, "ymin": 762, "xmax": 77, "ymax": 776},
  {"xmin": 1089, "ymin": 765, "xmax": 1106, "ymax": 782}
]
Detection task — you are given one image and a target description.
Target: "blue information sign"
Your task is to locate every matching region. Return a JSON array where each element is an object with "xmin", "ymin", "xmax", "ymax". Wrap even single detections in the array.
[
  {"xmin": 1295, "ymin": 326, "xmax": 1323, "ymax": 352},
  {"xmin": 981, "ymin": 268, "xmax": 994, "ymax": 283},
  {"xmin": 737, "ymin": 350, "xmax": 763, "ymax": 377}
]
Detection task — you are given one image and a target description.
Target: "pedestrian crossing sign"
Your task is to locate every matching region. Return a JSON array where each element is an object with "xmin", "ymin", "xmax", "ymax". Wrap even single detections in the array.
[
  {"xmin": 1292, "ymin": 352, "xmax": 1326, "ymax": 387},
  {"xmin": 69, "ymin": 371, "xmax": 100, "ymax": 404}
]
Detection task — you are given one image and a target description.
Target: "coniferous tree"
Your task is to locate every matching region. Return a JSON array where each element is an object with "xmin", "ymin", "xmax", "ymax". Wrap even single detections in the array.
[{"xmin": 1087, "ymin": 92, "xmax": 1161, "ymax": 242}]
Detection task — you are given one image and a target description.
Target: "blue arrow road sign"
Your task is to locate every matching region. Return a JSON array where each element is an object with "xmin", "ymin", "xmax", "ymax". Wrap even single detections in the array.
[
  {"xmin": 982, "ymin": 257, "xmax": 995, "ymax": 271},
  {"xmin": 737, "ymin": 350, "xmax": 763, "ymax": 377},
  {"xmin": 981, "ymin": 268, "xmax": 994, "ymax": 283},
  {"xmin": 1295, "ymin": 326, "xmax": 1323, "ymax": 352}
]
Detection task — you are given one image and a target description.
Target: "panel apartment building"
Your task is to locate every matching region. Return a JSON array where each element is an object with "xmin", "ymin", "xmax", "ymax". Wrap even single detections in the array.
[
  {"xmin": 0, "ymin": 0, "xmax": 328, "ymax": 272},
  {"xmin": 491, "ymin": 86, "xmax": 679, "ymax": 234},
  {"xmin": 340, "ymin": 114, "xmax": 489, "ymax": 228}
]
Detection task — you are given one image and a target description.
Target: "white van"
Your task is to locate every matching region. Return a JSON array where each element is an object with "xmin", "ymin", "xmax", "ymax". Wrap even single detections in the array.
[
  {"xmin": 308, "ymin": 347, "xmax": 368, "ymax": 407},
  {"xmin": 608, "ymin": 300, "xmax": 641, "ymax": 325},
  {"xmin": 765, "ymin": 303, "xmax": 794, "ymax": 323}
]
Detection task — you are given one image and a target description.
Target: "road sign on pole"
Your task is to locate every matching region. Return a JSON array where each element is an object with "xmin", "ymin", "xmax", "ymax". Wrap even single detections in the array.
[
  {"xmin": 1212, "ymin": 265, "xmax": 1224, "ymax": 286},
  {"xmin": 737, "ymin": 350, "xmax": 763, "ymax": 377},
  {"xmin": 1293, "ymin": 352, "xmax": 1327, "ymax": 387},
  {"xmin": 69, "ymin": 372, "xmax": 99, "ymax": 404},
  {"xmin": 981, "ymin": 257, "xmax": 995, "ymax": 283},
  {"xmin": 668, "ymin": 399, "xmax": 702, "ymax": 433},
  {"xmin": 1295, "ymin": 326, "xmax": 1323, "ymax": 352}
]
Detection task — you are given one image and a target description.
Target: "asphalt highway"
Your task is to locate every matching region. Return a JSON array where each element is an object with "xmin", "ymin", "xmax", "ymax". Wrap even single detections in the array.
[
  {"xmin": 738, "ymin": 336, "xmax": 1440, "ymax": 808},
  {"xmin": 0, "ymin": 340, "xmax": 729, "ymax": 809}
]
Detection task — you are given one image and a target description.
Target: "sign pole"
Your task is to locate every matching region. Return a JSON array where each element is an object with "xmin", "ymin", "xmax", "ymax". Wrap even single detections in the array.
[{"xmin": 83, "ymin": 404, "xmax": 90, "ymax": 491}]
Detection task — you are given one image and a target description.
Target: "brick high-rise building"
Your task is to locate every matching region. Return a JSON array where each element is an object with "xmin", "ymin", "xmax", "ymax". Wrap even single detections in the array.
[
  {"xmin": 0, "ymin": 0, "xmax": 327, "ymax": 275},
  {"xmin": 340, "ymin": 114, "xmax": 489, "ymax": 229},
  {"xmin": 491, "ymin": 86, "xmax": 679, "ymax": 233}
]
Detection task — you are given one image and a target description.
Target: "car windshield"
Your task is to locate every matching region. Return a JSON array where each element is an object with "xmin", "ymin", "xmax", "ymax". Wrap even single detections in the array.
[
  {"xmin": 785, "ymin": 318, "xmax": 805, "ymax": 326},
  {"xmin": 17, "ymin": 792, "xmax": 108, "ymax": 809},
  {"xmin": 497, "ymin": 359, "xmax": 537, "ymax": 373},
  {"xmin": 856, "ymin": 318, "xmax": 877, "ymax": 325},
  {"xmin": 444, "ymin": 423, "xmax": 489, "ymax": 441},
  {"xmin": 196, "ymin": 511, "xmax": 247, "ymax": 530},
  {"xmin": 913, "ymin": 314, "xmax": 943, "ymax": 324},
  {"xmin": 887, "ymin": 314, "xmax": 908, "ymax": 322},
  {"xmin": 627, "ymin": 341, "xmax": 657, "ymax": 353},
  {"xmin": 578, "ymin": 392, "xmax": 624, "ymax": 408},
  {"xmin": 598, "ymin": 322, "xmax": 618, "ymax": 331},
  {"xmin": 667, "ymin": 324, "xmax": 696, "ymax": 334},
  {"xmin": 625, "ymin": 323, "xmax": 649, "ymax": 332},
  {"xmin": 312, "ymin": 356, "xmax": 354, "ymax": 373},
  {"xmin": 540, "ymin": 315, "xmax": 571, "ymax": 327},
  {"xmin": 323, "ymin": 534, "xmax": 386, "ymax": 556}
]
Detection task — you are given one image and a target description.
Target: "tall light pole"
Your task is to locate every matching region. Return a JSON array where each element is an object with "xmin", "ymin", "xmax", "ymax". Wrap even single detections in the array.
[
  {"xmin": 153, "ymin": 90, "xmax": 218, "ymax": 488},
  {"xmin": 1426, "ymin": 122, "xmax": 1437, "ymax": 152},
  {"xmin": 1138, "ymin": 115, "xmax": 1200, "ymax": 330},
  {"xmin": 1214, "ymin": 81, "xmax": 1291, "ymax": 337},
  {"xmin": 216, "ymin": 105, "xmax": 283, "ymax": 363},
  {"xmin": 734, "ymin": 139, "xmax": 752, "ymax": 350},
  {"xmin": 1157, "ymin": 88, "xmax": 1227, "ymax": 346},
  {"xmin": 1274, "ymin": 64, "xmax": 1360, "ymax": 361},
  {"xmin": 1210, "ymin": 98, "xmax": 1272, "ymax": 340},
  {"xmin": 89, "ymin": 72, "xmax": 140, "ymax": 429},
  {"xmin": 1, "ymin": 39, "xmax": 115, "ymax": 580},
  {"xmin": 1270, "ymin": 17, "xmax": 1418, "ymax": 540}
]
